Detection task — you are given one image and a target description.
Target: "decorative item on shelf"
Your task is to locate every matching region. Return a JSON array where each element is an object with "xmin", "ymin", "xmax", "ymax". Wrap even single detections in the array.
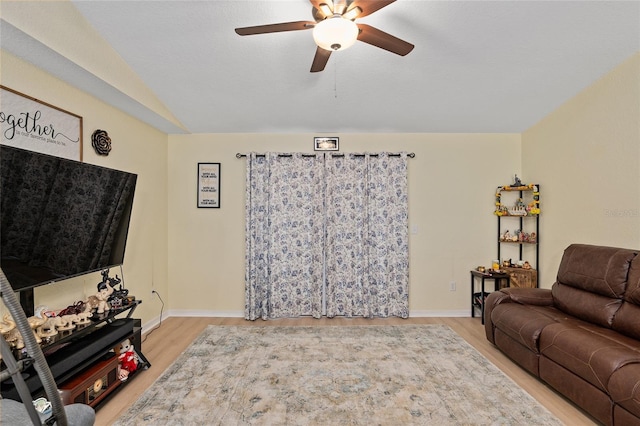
[
  {"xmin": 0, "ymin": 314, "xmax": 18, "ymax": 352},
  {"xmin": 58, "ymin": 301, "xmax": 86, "ymax": 316},
  {"xmin": 116, "ymin": 338, "xmax": 139, "ymax": 381},
  {"xmin": 499, "ymin": 229, "xmax": 536, "ymax": 243},
  {"xmin": 26, "ymin": 308, "xmax": 48, "ymax": 344},
  {"xmin": 523, "ymin": 261, "xmax": 532, "ymax": 270},
  {"xmin": 491, "ymin": 260, "xmax": 500, "ymax": 271},
  {"xmin": 476, "ymin": 266, "xmax": 486, "ymax": 273},
  {"xmin": 527, "ymin": 188, "xmax": 541, "ymax": 215},
  {"xmin": 85, "ymin": 269, "xmax": 126, "ymax": 315},
  {"xmin": 107, "ymin": 271, "xmax": 129, "ymax": 309},
  {"xmin": 37, "ymin": 314, "xmax": 76, "ymax": 339},
  {"xmin": 494, "ymin": 179, "xmax": 540, "ymax": 216},
  {"xmin": 503, "ymin": 259, "xmax": 512, "ymax": 268},
  {"xmin": 508, "ymin": 198, "xmax": 527, "ymax": 216},
  {"xmin": 91, "ymin": 129, "xmax": 112, "ymax": 156}
]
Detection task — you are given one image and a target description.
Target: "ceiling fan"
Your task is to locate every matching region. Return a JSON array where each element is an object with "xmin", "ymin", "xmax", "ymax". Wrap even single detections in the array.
[{"xmin": 234, "ymin": 0, "xmax": 414, "ymax": 72}]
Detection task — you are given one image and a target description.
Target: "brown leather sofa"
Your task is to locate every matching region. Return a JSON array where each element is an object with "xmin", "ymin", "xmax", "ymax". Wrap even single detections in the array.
[{"xmin": 484, "ymin": 244, "xmax": 640, "ymax": 425}]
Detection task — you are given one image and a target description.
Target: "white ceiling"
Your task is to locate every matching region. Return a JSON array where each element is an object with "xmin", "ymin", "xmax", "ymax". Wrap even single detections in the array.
[{"xmin": 2, "ymin": 1, "xmax": 639, "ymax": 134}]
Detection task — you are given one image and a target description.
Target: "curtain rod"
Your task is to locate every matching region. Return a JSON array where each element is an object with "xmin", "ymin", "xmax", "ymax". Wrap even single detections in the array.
[{"xmin": 236, "ymin": 153, "xmax": 415, "ymax": 159}]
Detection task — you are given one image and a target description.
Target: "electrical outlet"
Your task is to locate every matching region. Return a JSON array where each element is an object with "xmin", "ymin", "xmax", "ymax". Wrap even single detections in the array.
[{"xmin": 449, "ymin": 281, "xmax": 456, "ymax": 291}]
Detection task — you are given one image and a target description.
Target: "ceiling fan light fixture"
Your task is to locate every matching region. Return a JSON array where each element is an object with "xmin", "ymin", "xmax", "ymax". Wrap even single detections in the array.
[
  {"xmin": 343, "ymin": 6, "xmax": 362, "ymax": 21},
  {"xmin": 318, "ymin": 3, "xmax": 333, "ymax": 17},
  {"xmin": 312, "ymin": 15, "xmax": 358, "ymax": 51}
]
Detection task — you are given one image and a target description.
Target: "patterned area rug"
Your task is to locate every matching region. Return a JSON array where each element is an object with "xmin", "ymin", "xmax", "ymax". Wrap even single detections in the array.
[{"xmin": 115, "ymin": 325, "xmax": 561, "ymax": 425}]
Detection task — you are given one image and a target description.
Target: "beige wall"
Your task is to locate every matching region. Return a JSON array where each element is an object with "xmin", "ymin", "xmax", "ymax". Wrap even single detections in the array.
[
  {"xmin": 168, "ymin": 133, "xmax": 521, "ymax": 316},
  {"xmin": 4, "ymin": 39, "xmax": 638, "ymax": 322},
  {"xmin": 522, "ymin": 53, "xmax": 640, "ymax": 287},
  {"xmin": 1, "ymin": 51, "xmax": 169, "ymax": 326}
]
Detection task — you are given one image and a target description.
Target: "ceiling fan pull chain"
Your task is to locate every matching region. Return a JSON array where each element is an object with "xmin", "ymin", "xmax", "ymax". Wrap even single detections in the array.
[{"xmin": 334, "ymin": 60, "xmax": 338, "ymax": 98}]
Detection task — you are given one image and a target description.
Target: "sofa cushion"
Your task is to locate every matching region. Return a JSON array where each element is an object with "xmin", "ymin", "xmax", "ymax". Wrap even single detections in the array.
[
  {"xmin": 540, "ymin": 321, "xmax": 640, "ymax": 392},
  {"xmin": 609, "ymin": 363, "xmax": 640, "ymax": 419},
  {"xmin": 613, "ymin": 303, "xmax": 640, "ymax": 340},
  {"xmin": 623, "ymin": 253, "xmax": 640, "ymax": 305},
  {"xmin": 556, "ymin": 244, "xmax": 636, "ymax": 298},
  {"xmin": 613, "ymin": 405, "xmax": 640, "ymax": 426},
  {"xmin": 490, "ymin": 304, "xmax": 558, "ymax": 353},
  {"xmin": 613, "ymin": 255, "xmax": 640, "ymax": 339},
  {"xmin": 552, "ymin": 283, "xmax": 623, "ymax": 328}
]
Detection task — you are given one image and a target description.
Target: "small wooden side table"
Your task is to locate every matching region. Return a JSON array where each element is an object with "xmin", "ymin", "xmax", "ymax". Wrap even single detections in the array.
[{"xmin": 470, "ymin": 270, "xmax": 511, "ymax": 324}]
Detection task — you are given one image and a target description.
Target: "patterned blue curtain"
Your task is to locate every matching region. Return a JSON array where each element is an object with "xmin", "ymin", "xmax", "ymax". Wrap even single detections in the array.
[
  {"xmin": 245, "ymin": 153, "xmax": 326, "ymax": 320},
  {"xmin": 245, "ymin": 152, "xmax": 409, "ymax": 320},
  {"xmin": 325, "ymin": 153, "xmax": 409, "ymax": 318}
]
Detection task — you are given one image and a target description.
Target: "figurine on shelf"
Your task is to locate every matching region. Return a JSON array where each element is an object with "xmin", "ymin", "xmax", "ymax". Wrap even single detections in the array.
[
  {"xmin": 0, "ymin": 314, "xmax": 20, "ymax": 349},
  {"xmin": 36, "ymin": 307, "xmax": 76, "ymax": 338},
  {"xmin": 530, "ymin": 232, "xmax": 537, "ymax": 243},
  {"xmin": 108, "ymin": 278, "xmax": 129, "ymax": 309},
  {"xmin": 117, "ymin": 338, "xmax": 139, "ymax": 381},
  {"xmin": 523, "ymin": 261, "xmax": 532, "ymax": 270},
  {"xmin": 508, "ymin": 198, "xmax": 528, "ymax": 216},
  {"xmin": 86, "ymin": 269, "xmax": 128, "ymax": 315},
  {"xmin": 501, "ymin": 230, "xmax": 511, "ymax": 241},
  {"xmin": 85, "ymin": 281, "xmax": 114, "ymax": 315},
  {"xmin": 513, "ymin": 175, "xmax": 524, "ymax": 187}
]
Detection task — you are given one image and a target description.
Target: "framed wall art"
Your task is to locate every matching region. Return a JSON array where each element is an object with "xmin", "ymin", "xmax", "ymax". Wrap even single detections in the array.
[
  {"xmin": 197, "ymin": 162, "xmax": 221, "ymax": 208},
  {"xmin": 314, "ymin": 137, "xmax": 339, "ymax": 151},
  {"xmin": 0, "ymin": 85, "xmax": 83, "ymax": 161}
]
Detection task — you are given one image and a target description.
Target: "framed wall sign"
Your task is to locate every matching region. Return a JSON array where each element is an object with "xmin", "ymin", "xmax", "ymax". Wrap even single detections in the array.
[
  {"xmin": 314, "ymin": 137, "xmax": 339, "ymax": 151},
  {"xmin": 0, "ymin": 85, "xmax": 83, "ymax": 161},
  {"xmin": 197, "ymin": 163, "xmax": 221, "ymax": 208}
]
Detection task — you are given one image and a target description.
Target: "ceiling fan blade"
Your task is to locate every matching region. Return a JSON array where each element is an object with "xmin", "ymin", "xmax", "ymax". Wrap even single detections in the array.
[
  {"xmin": 235, "ymin": 21, "xmax": 315, "ymax": 36},
  {"xmin": 348, "ymin": 0, "xmax": 396, "ymax": 18},
  {"xmin": 357, "ymin": 23, "xmax": 414, "ymax": 56},
  {"xmin": 310, "ymin": 47, "xmax": 332, "ymax": 72}
]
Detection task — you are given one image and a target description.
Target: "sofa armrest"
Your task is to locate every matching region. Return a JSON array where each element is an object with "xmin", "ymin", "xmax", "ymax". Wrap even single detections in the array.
[
  {"xmin": 484, "ymin": 290, "xmax": 513, "ymax": 343},
  {"xmin": 484, "ymin": 288, "xmax": 554, "ymax": 343},
  {"xmin": 502, "ymin": 287, "xmax": 553, "ymax": 306}
]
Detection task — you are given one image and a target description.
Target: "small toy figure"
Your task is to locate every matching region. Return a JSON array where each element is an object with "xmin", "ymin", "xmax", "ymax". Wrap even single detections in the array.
[
  {"xmin": 117, "ymin": 338, "xmax": 139, "ymax": 381},
  {"xmin": 85, "ymin": 269, "xmax": 126, "ymax": 315},
  {"xmin": 85, "ymin": 282, "xmax": 114, "ymax": 314}
]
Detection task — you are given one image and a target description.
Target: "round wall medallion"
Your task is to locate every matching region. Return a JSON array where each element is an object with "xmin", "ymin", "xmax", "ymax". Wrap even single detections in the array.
[{"xmin": 91, "ymin": 129, "xmax": 112, "ymax": 156}]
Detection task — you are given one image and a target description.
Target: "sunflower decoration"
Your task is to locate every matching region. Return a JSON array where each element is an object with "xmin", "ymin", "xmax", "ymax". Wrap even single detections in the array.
[
  {"xmin": 91, "ymin": 129, "xmax": 112, "ymax": 156},
  {"xmin": 494, "ymin": 183, "xmax": 540, "ymax": 216}
]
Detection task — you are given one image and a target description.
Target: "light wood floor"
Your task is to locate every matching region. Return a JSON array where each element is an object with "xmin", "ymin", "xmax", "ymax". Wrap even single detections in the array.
[{"xmin": 95, "ymin": 317, "xmax": 598, "ymax": 426}]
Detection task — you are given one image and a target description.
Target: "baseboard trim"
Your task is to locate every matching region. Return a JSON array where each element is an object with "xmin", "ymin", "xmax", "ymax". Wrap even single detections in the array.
[
  {"xmin": 410, "ymin": 310, "xmax": 470, "ymax": 317},
  {"xmin": 142, "ymin": 309, "xmax": 471, "ymax": 333}
]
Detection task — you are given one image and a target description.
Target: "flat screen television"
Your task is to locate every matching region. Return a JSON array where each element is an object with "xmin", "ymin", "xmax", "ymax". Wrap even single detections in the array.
[{"xmin": 0, "ymin": 145, "xmax": 137, "ymax": 311}]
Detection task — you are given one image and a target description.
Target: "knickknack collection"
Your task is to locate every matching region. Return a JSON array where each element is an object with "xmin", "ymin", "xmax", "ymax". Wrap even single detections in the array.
[
  {"xmin": 493, "ymin": 175, "xmax": 540, "ymax": 288},
  {"xmin": 1, "ymin": 270, "xmax": 149, "ymax": 410},
  {"xmin": 471, "ymin": 176, "xmax": 541, "ymax": 321}
]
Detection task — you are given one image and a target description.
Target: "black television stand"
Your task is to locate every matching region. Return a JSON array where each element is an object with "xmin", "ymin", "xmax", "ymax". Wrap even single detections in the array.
[{"xmin": 1, "ymin": 300, "xmax": 150, "ymax": 409}]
